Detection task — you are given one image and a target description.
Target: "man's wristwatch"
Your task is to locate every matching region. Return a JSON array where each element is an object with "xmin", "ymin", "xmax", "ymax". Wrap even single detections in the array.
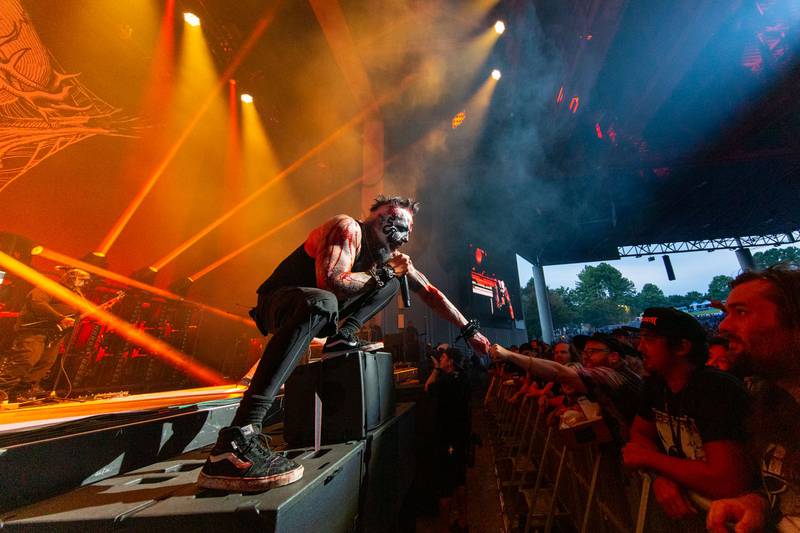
[{"xmin": 368, "ymin": 264, "xmax": 396, "ymax": 287}]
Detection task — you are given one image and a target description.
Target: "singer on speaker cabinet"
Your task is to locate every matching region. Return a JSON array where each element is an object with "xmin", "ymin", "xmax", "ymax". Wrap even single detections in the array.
[{"xmin": 198, "ymin": 195, "xmax": 492, "ymax": 492}]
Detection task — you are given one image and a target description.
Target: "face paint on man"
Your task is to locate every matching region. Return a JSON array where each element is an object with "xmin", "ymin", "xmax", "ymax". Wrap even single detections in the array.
[{"xmin": 371, "ymin": 205, "xmax": 413, "ymax": 253}]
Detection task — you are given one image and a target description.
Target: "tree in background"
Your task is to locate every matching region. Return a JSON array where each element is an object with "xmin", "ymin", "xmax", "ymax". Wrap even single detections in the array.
[
  {"xmin": 665, "ymin": 290, "xmax": 705, "ymax": 308},
  {"xmin": 635, "ymin": 283, "xmax": 669, "ymax": 311},
  {"xmin": 707, "ymin": 275, "xmax": 734, "ymax": 301},
  {"xmin": 752, "ymin": 246, "xmax": 800, "ymax": 269},
  {"xmin": 572, "ymin": 263, "xmax": 636, "ymax": 327},
  {"xmin": 522, "ymin": 280, "xmax": 579, "ymax": 338},
  {"xmin": 520, "ymin": 261, "xmax": 748, "ymax": 337}
]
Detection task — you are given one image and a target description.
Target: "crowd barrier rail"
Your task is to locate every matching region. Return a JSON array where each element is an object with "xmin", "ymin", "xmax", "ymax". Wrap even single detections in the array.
[{"xmin": 484, "ymin": 372, "xmax": 713, "ymax": 533}]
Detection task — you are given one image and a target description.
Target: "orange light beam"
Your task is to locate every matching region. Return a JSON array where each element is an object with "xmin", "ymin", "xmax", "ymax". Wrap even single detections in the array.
[
  {"xmin": 188, "ymin": 153, "xmax": 402, "ymax": 281},
  {"xmin": 143, "ymin": 0, "xmax": 177, "ymax": 117},
  {"xmin": 223, "ymin": 78, "xmax": 243, "ymax": 207},
  {"xmin": 0, "ymin": 252, "xmax": 225, "ymax": 385},
  {"xmin": 97, "ymin": 2, "xmax": 283, "ymax": 255},
  {"xmin": 37, "ymin": 247, "xmax": 255, "ymax": 328},
  {"xmin": 189, "ymin": 181, "xmax": 362, "ymax": 281},
  {"xmin": 152, "ymin": 75, "xmax": 416, "ymax": 272}
]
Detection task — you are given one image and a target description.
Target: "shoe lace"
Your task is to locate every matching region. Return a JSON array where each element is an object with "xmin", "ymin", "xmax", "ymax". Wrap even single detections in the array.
[
  {"xmin": 337, "ymin": 330, "xmax": 357, "ymax": 342},
  {"xmin": 243, "ymin": 433, "xmax": 277, "ymax": 461}
]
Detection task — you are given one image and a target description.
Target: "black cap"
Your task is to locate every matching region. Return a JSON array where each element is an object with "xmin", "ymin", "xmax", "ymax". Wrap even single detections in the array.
[
  {"xmin": 571, "ymin": 335, "xmax": 590, "ymax": 352},
  {"xmin": 639, "ymin": 307, "xmax": 707, "ymax": 343},
  {"xmin": 585, "ymin": 332, "xmax": 629, "ymax": 355}
]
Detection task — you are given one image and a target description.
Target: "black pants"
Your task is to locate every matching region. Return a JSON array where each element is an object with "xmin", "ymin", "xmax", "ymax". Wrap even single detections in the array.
[
  {"xmin": 232, "ymin": 279, "xmax": 399, "ymax": 429},
  {"xmin": 0, "ymin": 331, "xmax": 64, "ymax": 394}
]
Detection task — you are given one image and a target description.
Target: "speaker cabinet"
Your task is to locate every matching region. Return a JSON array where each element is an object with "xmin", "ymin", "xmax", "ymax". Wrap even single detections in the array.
[
  {"xmin": 284, "ymin": 351, "xmax": 395, "ymax": 447},
  {"xmin": 0, "ymin": 442, "xmax": 365, "ymax": 533}
]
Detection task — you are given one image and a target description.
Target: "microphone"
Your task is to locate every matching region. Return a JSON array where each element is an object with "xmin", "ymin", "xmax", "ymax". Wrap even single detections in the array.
[{"xmin": 399, "ymin": 275, "xmax": 411, "ymax": 308}]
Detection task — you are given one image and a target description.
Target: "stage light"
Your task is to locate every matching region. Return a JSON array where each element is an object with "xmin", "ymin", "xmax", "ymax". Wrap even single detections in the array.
[
  {"xmin": 30, "ymin": 245, "xmax": 43, "ymax": 256},
  {"xmin": 183, "ymin": 12, "xmax": 200, "ymax": 27},
  {"xmin": 451, "ymin": 111, "xmax": 466, "ymax": 129},
  {"xmin": 97, "ymin": 4, "xmax": 281, "ymax": 255},
  {"xmin": 491, "ymin": 69, "xmax": 502, "ymax": 80},
  {"xmin": 168, "ymin": 277, "xmax": 194, "ymax": 297},
  {"xmin": 569, "ymin": 96, "xmax": 580, "ymax": 113},
  {"xmin": 151, "ymin": 75, "xmax": 416, "ymax": 271},
  {"xmin": 82, "ymin": 251, "xmax": 108, "ymax": 269},
  {"xmin": 240, "ymin": 93, "xmax": 253, "ymax": 104},
  {"xmin": 494, "ymin": 21, "xmax": 505, "ymax": 34},
  {"xmin": 131, "ymin": 265, "xmax": 159, "ymax": 285}
]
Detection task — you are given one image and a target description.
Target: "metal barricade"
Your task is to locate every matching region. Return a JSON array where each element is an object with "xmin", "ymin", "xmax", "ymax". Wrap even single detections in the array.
[{"xmin": 487, "ymin": 393, "xmax": 714, "ymax": 533}]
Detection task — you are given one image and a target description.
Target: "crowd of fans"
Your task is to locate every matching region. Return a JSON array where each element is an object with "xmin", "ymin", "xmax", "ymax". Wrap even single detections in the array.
[{"xmin": 487, "ymin": 263, "xmax": 800, "ymax": 532}]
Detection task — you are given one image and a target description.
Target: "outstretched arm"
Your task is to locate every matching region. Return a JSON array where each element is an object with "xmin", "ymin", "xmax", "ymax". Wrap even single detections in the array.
[
  {"xmin": 403, "ymin": 261, "xmax": 490, "ymax": 354},
  {"xmin": 314, "ymin": 217, "xmax": 374, "ymax": 298},
  {"xmin": 407, "ymin": 266, "xmax": 468, "ymax": 327},
  {"xmin": 490, "ymin": 344, "xmax": 587, "ymax": 393}
]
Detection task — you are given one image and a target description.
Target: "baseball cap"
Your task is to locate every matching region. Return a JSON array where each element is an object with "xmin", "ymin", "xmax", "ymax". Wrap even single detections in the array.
[
  {"xmin": 639, "ymin": 307, "xmax": 707, "ymax": 343},
  {"xmin": 585, "ymin": 332, "xmax": 629, "ymax": 355},
  {"xmin": 571, "ymin": 335, "xmax": 590, "ymax": 352}
]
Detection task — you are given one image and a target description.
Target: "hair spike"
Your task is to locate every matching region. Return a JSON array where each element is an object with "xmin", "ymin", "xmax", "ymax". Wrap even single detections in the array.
[{"xmin": 369, "ymin": 195, "xmax": 420, "ymax": 214}]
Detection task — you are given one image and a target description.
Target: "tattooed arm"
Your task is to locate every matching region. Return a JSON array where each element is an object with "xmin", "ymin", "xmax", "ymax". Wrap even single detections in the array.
[{"xmin": 312, "ymin": 216, "xmax": 373, "ymax": 298}]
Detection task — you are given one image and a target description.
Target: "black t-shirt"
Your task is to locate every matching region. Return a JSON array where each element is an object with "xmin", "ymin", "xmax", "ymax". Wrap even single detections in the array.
[
  {"xmin": 638, "ymin": 367, "xmax": 749, "ymax": 460},
  {"xmin": 17, "ymin": 287, "xmax": 80, "ymax": 331}
]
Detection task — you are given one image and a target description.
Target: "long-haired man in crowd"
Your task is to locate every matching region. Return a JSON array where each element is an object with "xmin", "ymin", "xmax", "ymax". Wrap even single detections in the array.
[{"xmin": 707, "ymin": 264, "xmax": 800, "ymax": 532}]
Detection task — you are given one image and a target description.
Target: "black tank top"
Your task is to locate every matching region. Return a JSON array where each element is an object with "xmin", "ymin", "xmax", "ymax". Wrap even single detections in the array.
[{"xmin": 256, "ymin": 221, "xmax": 374, "ymax": 295}]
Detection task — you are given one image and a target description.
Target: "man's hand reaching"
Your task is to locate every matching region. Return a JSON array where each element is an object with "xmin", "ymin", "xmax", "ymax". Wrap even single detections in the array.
[{"xmin": 468, "ymin": 331, "xmax": 491, "ymax": 355}]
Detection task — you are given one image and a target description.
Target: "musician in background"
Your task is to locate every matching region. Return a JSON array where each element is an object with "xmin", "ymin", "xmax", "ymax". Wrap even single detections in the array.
[{"xmin": 0, "ymin": 268, "xmax": 89, "ymax": 402}]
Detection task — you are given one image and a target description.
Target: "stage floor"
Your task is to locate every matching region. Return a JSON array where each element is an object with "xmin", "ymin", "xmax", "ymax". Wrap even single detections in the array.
[{"xmin": 0, "ymin": 385, "xmax": 246, "ymax": 434}]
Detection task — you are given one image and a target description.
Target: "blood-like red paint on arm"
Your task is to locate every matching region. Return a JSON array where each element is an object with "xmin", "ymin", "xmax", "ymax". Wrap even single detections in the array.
[
  {"xmin": 408, "ymin": 266, "xmax": 491, "ymax": 354},
  {"xmin": 312, "ymin": 216, "xmax": 373, "ymax": 297},
  {"xmin": 408, "ymin": 267, "xmax": 468, "ymax": 328}
]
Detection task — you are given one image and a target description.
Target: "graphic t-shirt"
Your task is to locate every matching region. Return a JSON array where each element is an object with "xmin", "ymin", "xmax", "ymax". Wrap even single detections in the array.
[
  {"xmin": 638, "ymin": 367, "xmax": 749, "ymax": 460},
  {"xmin": 747, "ymin": 379, "xmax": 800, "ymax": 532}
]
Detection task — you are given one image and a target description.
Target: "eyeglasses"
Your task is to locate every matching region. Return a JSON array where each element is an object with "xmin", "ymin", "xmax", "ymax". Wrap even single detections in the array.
[{"xmin": 583, "ymin": 348, "xmax": 610, "ymax": 356}]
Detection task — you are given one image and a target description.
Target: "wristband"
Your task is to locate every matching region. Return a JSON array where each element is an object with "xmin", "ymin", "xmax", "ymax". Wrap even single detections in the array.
[
  {"xmin": 368, "ymin": 264, "xmax": 396, "ymax": 287},
  {"xmin": 459, "ymin": 318, "xmax": 480, "ymax": 340}
]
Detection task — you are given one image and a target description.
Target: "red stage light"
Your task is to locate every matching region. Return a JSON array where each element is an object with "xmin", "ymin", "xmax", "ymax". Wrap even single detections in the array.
[{"xmin": 595, "ymin": 123, "xmax": 603, "ymax": 139}]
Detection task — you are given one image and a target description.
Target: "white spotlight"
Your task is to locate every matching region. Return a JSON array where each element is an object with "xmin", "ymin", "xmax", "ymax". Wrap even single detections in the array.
[
  {"xmin": 494, "ymin": 20, "xmax": 506, "ymax": 34},
  {"xmin": 240, "ymin": 93, "xmax": 253, "ymax": 104},
  {"xmin": 491, "ymin": 69, "xmax": 502, "ymax": 80},
  {"xmin": 183, "ymin": 12, "xmax": 201, "ymax": 27}
]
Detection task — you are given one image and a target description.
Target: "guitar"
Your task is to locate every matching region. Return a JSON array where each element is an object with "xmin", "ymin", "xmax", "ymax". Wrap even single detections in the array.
[{"xmin": 19, "ymin": 290, "xmax": 126, "ymax": 334}]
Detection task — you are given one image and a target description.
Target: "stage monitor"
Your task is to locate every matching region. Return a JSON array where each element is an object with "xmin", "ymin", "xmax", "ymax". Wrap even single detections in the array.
[{"xmin": 468, "ymin": 243, "xmax": 522, "ymax": 326}]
